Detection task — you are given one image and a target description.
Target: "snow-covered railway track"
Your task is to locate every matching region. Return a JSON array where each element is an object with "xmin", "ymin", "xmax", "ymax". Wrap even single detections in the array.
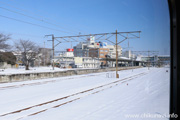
[
  {"xmin": 0, "ymin": 73, "xmax": 103, "ymax": 90},
  {"xmin": 0, "ymin": 72, "xmax": 147, "ymax": 120}
]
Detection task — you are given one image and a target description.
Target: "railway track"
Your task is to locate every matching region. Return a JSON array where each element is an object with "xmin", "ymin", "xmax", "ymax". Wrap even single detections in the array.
[
  {"xmin": 0, "ymin": 73, "xmax": 103, "ymax": 90},
  {"xmin": 0, "ymin": 72, "xmax": 147, "ymax": 120},
  {"xmin": 0, "ymin": 67, "xmax": 141, "ymax": 91}
]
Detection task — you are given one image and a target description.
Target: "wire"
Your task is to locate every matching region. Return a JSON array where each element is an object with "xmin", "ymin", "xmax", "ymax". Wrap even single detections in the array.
[
  {"xmin": 0, "ymin": 1, "xmax": 86, "ymax": 34},
  {"xmin": 0, "ymin": 30, "xmax": 44, "ymax": 38},
  {"xmin": 0, "ymin": 14, "xmax": 72, "ymax": 33},
  {"xmin": 0, "ymin": 6, "xmax": 78, "ymax": 34},
  {"xmin": 0, "ymin": 1, "xmax": 60, "ymax": 24}
]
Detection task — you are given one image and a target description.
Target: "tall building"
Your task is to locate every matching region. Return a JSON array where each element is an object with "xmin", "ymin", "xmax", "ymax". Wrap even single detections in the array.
[
  {"xmin": 73, "ymin": 36, "xmax": 100, "ymax": 57},
  {"xmin": 89, "ymin": 48, "xmax": 109, "ymax": 58},
  {"xmin": 73, "ymin": 36, "xmax": 122, "ymax": 66},
  {"xmin": 89, "ymin": 48, "xmax": 109, "ymax": 65},
  {"xmin": 107, "ymin": 45, "xmax": 122, "ymax": 58}
]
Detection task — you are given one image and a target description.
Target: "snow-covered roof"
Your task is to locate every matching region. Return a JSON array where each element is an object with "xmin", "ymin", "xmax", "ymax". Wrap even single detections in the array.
[{"xmin": 119, "ymin": 57, "xmax": 131, "ymax": 60}]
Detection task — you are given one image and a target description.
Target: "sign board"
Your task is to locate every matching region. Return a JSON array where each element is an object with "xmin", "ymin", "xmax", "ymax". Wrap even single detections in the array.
[
  {"xmin": 67, "ymin": 48, "xmax": 74, "ymax": 52},
  {"xmin": 100, "ymin": 42, "xmax": 107, "ymax": 48},
  {"xmin": 88, "ymin": 36, "xmax": 95, "ymax": 44}
]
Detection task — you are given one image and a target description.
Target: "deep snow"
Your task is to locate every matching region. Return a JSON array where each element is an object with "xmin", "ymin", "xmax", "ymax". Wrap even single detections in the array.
[
  {"xmin": 0, "ymin": 67, "xmax": 170, "ymax": 120},
  {"xmin": 0, "ymin": 66, "xmax": 95, "ymax": 75}
]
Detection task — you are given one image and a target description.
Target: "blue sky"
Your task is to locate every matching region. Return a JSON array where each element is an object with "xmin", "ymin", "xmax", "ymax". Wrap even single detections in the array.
[{"xmin": 0, "ymin": 0, "xmax": 170, "ymax": 55}]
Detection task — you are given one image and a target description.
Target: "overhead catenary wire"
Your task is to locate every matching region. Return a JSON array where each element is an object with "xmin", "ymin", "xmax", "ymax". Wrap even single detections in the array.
[
  {"xmin": 0, "ymin": 1, "xmax": 85, "ymax": 34},
  {"xmin": 0, "ymin": 14, "xmax": 72, "ymax": 33},
  {"xmin": 0, "ymin": 6, "xmax": 79, "ymax": 34},
  {"xmin": 0, "ymin": 30, "xmax": 44, "ymax": 39}
]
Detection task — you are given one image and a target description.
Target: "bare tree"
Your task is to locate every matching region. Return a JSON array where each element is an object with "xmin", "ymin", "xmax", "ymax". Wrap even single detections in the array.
[
  {"xmin": 0, "ymin": 33, "xmax": 11, "ymax": 50},
  {"xmin": 14, "ymin": 40, "xmax": 39, "ymax": 70}
]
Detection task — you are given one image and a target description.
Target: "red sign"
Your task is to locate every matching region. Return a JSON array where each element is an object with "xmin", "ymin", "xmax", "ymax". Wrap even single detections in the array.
[{"xmin": 67, "ymin": 48, "xmax": 74, "ymax": 52}]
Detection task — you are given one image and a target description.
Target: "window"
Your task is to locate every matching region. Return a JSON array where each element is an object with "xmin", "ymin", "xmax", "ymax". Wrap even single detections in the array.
[{"xmin": 100, "ymin": 53, "xmax": 104, "ymax": 56}]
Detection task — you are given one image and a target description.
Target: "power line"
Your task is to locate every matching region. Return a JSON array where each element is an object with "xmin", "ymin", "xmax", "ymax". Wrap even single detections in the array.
[
  {"xmin": 0, "ymin": 1, "xmax": 59, "ymax": 24},
  {"xmin": 0, "ymin": 30, "xmax": 43, "ymax": 38},
  {"xmin": 0, "ymin": 1, "xmax": 85, "ymax": 34},
  {"xmin": 0, "ymin": 14, "xmax": 72, "ymax": 33},
  {"xmin": 0, "ymin": 6, "xmax": 78, "ymax": 34}
]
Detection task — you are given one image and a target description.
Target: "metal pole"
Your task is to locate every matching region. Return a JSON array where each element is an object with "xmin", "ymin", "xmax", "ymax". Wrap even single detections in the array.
[
  {"xmin": 148, "ymin": 50, "xmax": 149, "ymax": 70},
  {"xmin": 46, "ymin": 34, "xmax": 55, "ymax": 70},
  {"xmin": 44, "ymin": 41, "xmax": 45, "ymax": 66},
  {"xmin": 116, "ymin": 30, "xmax": 119, "ymax": 78},
  {"xmin": 52, "ymin": 35, "xmax": 55, "ymax": 70},
  {"xmin": 132, "ymin": 56, "xmax": 133, "ymax": 72}
]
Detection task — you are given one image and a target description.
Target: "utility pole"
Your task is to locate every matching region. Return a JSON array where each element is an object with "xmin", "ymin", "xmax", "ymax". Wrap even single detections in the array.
[
  {"xmin": 46, "ymin": 31, "xmax": 141, "ymax": 71},
  {"xmin": 116, "ymin": 30, "xmax": 119, "ymax": 78},
  {"xmin": 43, "ymin": 41, "xmax": 45, "ymax": 66},
  {"xmin": 45, "ymin": 34, "xmax": 55, "ymax": 70},
  {"xmin": 148, "ymin": 50, "xmax": 150, "ymax": 70},
  {"xmin": 52, "ymin": 35, "xmax": 55, "ymax": 70},
  {"xmin": 131, "ymin": 55, "xmax": 134, "ymax": 72}
]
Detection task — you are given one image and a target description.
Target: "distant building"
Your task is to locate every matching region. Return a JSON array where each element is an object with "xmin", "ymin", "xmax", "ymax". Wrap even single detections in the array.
[
  {"xmin": 13, "ymin": 50, "xmax": 39, "ymax": 67},
  {"xmin": 89, "ymin": 48, "xmax": 109, "ymax": 58},
  {"xmin": 54, "ymin": 56, "xmax": 100, "ymax": 68},
  {"xmin": 55, "ymin": 46, "xmax": 100, "ymax": 68},
  {"xmin": 122, "ymin": 50, "xmax": 135, "ymax": 59},
  {"xmin": 82, "ymin": 57, "xmax": 100, "ymax": 68},
  {"xmin": 13, "ymin": 51, "xmax": 23, "ymax": 64},
  {"xmin": 54, "ymin": 56, "xmax": 74, "ymax": 68},
  {"xmin": 38, "ymin": 48, "xmax": 52, "ymax": 66},
  {"xmin": 89, "ymin": 48, "xmax": 99, "ymax": 58},
  {"xmin": 89, "ymin": 48, "xmax": 109, "ymax": 65},
  {"xmin": 107, "ymin": 45, "xmax": 122, "ymax": 58},
  {"xmin": 73, "ymin": 42, "xmax": 89, "ymax": 57},
  {"xmin": 141, "ymin": 55, "xmax": 170, "ymax": 66},
  {"xmin": 73, "ymin": 36, "xmax": 122, "ymax": 59},
  {"xmin": 122, "ymin": 50, "xmax": 131, "ymax": 58},
  {"xmin": 59, "ymin": 49, "xmax": 74, "ymax": 57},
  {"xmin": 73, "ymin": 36, "xmax": 100, "ymax": 57}
]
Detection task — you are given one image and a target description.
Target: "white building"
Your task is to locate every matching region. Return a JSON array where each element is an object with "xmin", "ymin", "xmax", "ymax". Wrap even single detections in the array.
[
  {"xmin": 74, "ymin": 57, "xmax": 100, "ymax": 68},
  {"xmin": 73, "ymin": 36, "xmax": 122, "ymax": 59},
  {"xmin": 122, "ymin": 50, "xmax": 135, "ymax": 59},
  {"xmin": 54, "ymin": 56, "xmax": 74, "ymax": 68},
  {"xmin": 82, "ymin": 57, "xmax": 100, "ymax": 68},
  {"xmin": 107, "ymin": 45, "xmax": 122, "ymax": 58},
  {"xmin": 73, "ymin": 36, "xmax": 100, "ymax": 57},
  {"xmin": 59, "ymin": 49, "xmax": 74, "ymax": 57},
  {"xmin": 54, "ymin": 56, "xmax": 100, "ymax": 68}
]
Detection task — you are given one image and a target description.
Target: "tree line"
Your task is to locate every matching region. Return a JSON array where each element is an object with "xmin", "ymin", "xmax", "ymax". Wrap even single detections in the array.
[{"xmin": 0, "ymin": 33, "xmax": 39, "ymax": 70}]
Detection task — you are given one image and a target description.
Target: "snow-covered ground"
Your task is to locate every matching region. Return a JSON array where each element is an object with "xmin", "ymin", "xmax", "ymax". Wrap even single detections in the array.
[
  {"xmin": 0, "ymin": 66, "xmax": 94, "ymax": 75},
  {"xmin": 0, "ymin": 67, "xmax": 170, "ymax": 120}
]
